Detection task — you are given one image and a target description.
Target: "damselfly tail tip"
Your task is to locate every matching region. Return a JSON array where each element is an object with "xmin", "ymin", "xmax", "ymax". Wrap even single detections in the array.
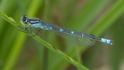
[{"xmin": 100, "ymin": 38, "xmax": 112, "ymax": 45}]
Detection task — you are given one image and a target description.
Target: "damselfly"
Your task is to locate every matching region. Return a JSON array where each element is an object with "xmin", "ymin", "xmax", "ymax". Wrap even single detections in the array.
[{"xmin": 21, "ymin": 16, "xmax": 112, "ymax": 46}]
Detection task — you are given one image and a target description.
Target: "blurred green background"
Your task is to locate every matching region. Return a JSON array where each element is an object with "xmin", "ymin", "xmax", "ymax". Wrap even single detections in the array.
[{"xmin": 0, "ymin": 0, "xmax": 124, "ymax": 70}]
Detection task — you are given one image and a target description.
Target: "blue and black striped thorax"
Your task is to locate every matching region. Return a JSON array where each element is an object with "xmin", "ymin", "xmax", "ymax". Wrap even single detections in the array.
[{"xmin": 21, "ymin": 16, "xmax": 53, "ymax": 30}]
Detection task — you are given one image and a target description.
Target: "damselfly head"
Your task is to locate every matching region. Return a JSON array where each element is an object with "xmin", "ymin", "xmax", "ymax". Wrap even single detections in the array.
[{"xmin": 21, "ymin": 15, "xmax": 29, "ymax": 24}]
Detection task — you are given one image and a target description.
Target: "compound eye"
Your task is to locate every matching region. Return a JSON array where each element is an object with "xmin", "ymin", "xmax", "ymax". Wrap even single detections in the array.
[{"xmin": 21, "ymin": 16, "xmax": 28, "ymax": 24}]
